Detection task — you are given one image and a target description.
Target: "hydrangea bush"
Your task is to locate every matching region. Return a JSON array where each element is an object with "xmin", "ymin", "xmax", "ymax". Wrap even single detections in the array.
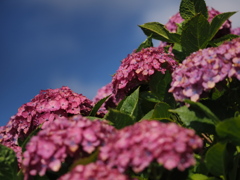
[{"xmin": 0, "ymin": 0, "xmax": 240, "ymax": 180}]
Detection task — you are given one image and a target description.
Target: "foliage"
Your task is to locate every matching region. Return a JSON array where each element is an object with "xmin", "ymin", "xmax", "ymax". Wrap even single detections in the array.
[{"xmin": 0, "ymin": 0, "xmax": 240, "ymax": 179}]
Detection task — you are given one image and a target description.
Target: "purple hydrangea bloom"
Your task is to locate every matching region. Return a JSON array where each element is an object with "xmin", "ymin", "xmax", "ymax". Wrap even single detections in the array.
[
  {"xmin": 98, "ymin": 120, "xmax": 202, "ymax": 173},
  {"xmin": 58, "ymin": 163, "xmax": 135, "ymax": 180},
  {"xmin": 0, "ymin": 86, "xmax": 93, "ymax": 166},
  {"xmin": 225, "ymin": 37, "xmax": 240, "ymax": 80},
  {"xmin": 112, "ymin": 47, "xmax": 177, "ymax": 100},
  {"xmin": 165, "ymin": 7, "xmax": 231, "ymax": 38},
  {"xmin": 169, "ymin": 37, "xmax": 240, "ymax": 102},
  {"xmin": 22, "ymin": 115, "xmax": 116, "ymax": 179},
  {"xmin": 231, "ymin": 27, "xmax": 240, "ymax": 36}
]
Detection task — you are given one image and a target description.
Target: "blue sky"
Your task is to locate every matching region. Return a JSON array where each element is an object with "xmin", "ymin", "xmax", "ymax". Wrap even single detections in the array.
[{"xmin": 1, "ymin": 0, "xmax": 240, "ymax": 126}]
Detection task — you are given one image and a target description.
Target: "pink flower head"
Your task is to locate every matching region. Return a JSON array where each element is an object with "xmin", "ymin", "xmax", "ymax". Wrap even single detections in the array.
[
  {"xmin": 98, "ymin": 120, "xmax": 202, "ymax": 173},
  {"xmin": 58, "ymin": 163, "xmax": 135, "ymax": 180},
  {"xmin": 112, "ymin": 47, "xmax": 177, "ymax": 100},
  {"xmin": 169, "ymin": 37, "xmax": 240, "ymax": 102},
  {"xmin": 231, "ymin": 27, "xmax": 240, "ymax": 36},
  {"xmin": 165, "ymin": 7, "xmax": 231, "ymax": 38},
  {"xmin": 22, "ymin": 115, "xmax": 116, "ymax": 179},
  {"xmin": 0, "ymin": 86, "xmax": 93, "ymax": 165},
  {"xmin": 224, "ymin": 37, "xmax": 240, "ymax": 80}
]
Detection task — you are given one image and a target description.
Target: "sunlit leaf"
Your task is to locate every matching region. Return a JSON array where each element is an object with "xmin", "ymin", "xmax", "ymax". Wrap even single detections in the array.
[
  {"xmin": 181, "ymin": 14, "xmax": 210, "ymax": 56},
  {"xmin": 0, "ymin": 144, "xmax": 18, "ymax": 180},
  {"xmin": 209, "ymin": 12, "xmax": 236, "ymax": 40},
  {"xmin": 216, "ymin": 117, "xmax": 240, "ymax": 146},
  {"xmin": 205, "ymin": 142, "xmax": 226, "ymax": 176},
  {"xmin": 89, "ymin": 95, "xmax": 111, "ymax": 116},
  {"xmin": 139, "ymin": 22, "xmax": 181, "ymax": 43},
  {"xmin": 180, "ymin": 0, "xmax": 208, "ymax": 20},
  {"xmin": 136, "ymin": 34, "xmax": 153, "ymax": 52},
  {"xmin": 104, "ymin": 109, "xmax": 135, "ymax": 129}
]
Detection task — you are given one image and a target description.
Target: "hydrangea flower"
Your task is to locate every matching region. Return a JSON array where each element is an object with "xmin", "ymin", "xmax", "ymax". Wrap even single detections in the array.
[
  {"xmin": 98, "ymin": 120, "xmax": 202, "ymax": 173},
  {"xmin": 225, "ymin": 37, "xmax": 240, "ymax": 80},
  {"xmin": 58, "ymin": 163, "xmax": 135, "ymax": 180},
  {"xmin": 112, "ymin": 47, "xmax": 177, "ymax": 100},
  {"xmin": 92, "ymin": 83, "xmax": 119, "ymax": 115},
  {"xmin": 169, "ymin": 37, "xmax": 240, "ymax": 102},
  {"xmin": 231, "ymin": 27, "xmax": 240, "ymax": 36},
  {"xmin": 0, "ymin": 86, "xmax": 93, "ymax": 165},
  {"xmin": 22, "ymin": 115, "xmax": 116, "ymax": 179},
  {"xmin": 165, "ymin": 7, "xmax": 231, "ymax": 38}
]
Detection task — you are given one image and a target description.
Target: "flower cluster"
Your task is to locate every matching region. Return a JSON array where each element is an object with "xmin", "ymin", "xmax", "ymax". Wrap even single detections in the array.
[
  {"xmin": 112, "ymin": 47, "xmax": 177, "ymax": 100},
  {"xmin": 98, "ymin": 120, "xmax": 202, "ymax": 173},
  {"xmin": 169, "ymin": 37, "xmax": 240, "ymax": 102},
  {"xmin": 22, "ymin": 115, "xmax": 116, "ymax": 179},
  {"xmin": 165, "ymin": 7, "xmax": 231, "ymax": 38},
  {"xmin": 58, "ymin": 163, "xmax": 134, "ymax": 180},
  {"xmin": 92, "ymin": 83, "xmax": 119, "ymax": 114},
  {"xmin": 0, "ymin": 86, "xmax": 93, "ymax": 154},
  {"xmin": 231, "ymin": 27, "xmax": 240, "ymax": 36}
]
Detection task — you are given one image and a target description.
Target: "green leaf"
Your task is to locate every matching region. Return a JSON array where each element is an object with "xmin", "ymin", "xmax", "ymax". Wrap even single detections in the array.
[
  {"xmin": 169, "ymin": 105, "xmax": 215, "ymax": 134},
  {"xmin": 85, "ymin": 116, "xmax": 105, "ymax": 121},
  {"xmin": 116, "ymin": 97, "xmax": 126, "ymax": 110},
  {"xmin": 180, "ymin": 0, "xmax": 208, "ymax": 20},
  {"xmin": 216, "ymin": 117, "xmax": 240, "ymax": 146},
  {"xmin": 131, "ymin": 176, "xmax": 148, "ymax": 180},
  {"xmin": 149, "ymin": 71, "xmax": 172, "ymax": 101},
  {"xmin": 69, "ymin": 149, "xmax": 99, "ymax": 170},
  {"xmin": 185, "ymin": 100, "xmax": 220, "ymax": 124},
  {"xmin": 189, "ymin": 173, "xmax": 219, "ymax": 180},
  {"xmin": 120, "ymin": 87, "xmax": 140, "ymax": 119},
  {"xmin": 228, "ymin": 153, "xmax": 240, "ymax": 180},
  {"xmin": 104, "ymin": 109, "xmax": 135, "ymax": 129},
  {"xmin": 205, "ymin": 142, "xmax": 231, "ymax": 177},
  {"xmin": 136, "ymin": 34, "xmax": 153, "ymax": 52},
  {"xmin": 0, "ymin": 144, "xmax": 18, "ymax": 180},
  {"xmin": 208, "ymin": 34, "xmax": 239, "ymax": 47},
  {"xmin": 211, "ymin": 87, "xmax": 226, "ymax": 100},
  {"xmin": 151, "ymin": 102, "xmax": 171, "ymax": 120},
  {"xmin": 138, "ymin": 22, "xmax": 181, "ymax": 43},
  {"xmin": 140, "ymin": 91, "xmax": 161, "ymax": 103},
  {"xmin": 181, "ymin": 13, "xmax": 210, "ymax": 56},
  {"xmin": 141, "ymin": 109, "xmax": 154, "ymax": 120},
  {"xmin": 89, "ymin": 95, "xmax": 111, "ymax": 116},
  {"xmin": 209, "ymin": 11, "xmax": 236, "ymax": 40}
]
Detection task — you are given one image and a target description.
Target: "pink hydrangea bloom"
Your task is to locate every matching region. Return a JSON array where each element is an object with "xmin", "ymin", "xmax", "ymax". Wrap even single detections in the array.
[
  {"xmin": 0, "ymin": 86, "xmax": 93, "ymax": 165},
  {"xmin": 169, "ymin": 37, "xmax": 240, "ymax": 102},
  {"xmin": 112, "ymin": 47, "xmax": 177, "ymax": 100},
  {"xmin": 98, "ymin": 120, "xmax": 202, "ymax": 173},
  {"xmin": 224, "ymin": 38, "xmax": 240, "ymax": 80},
  {"xmin": 58, "ymin": 163, "xmax": 135, "ymax": 180},
  {"xmin": 1, "ymin": 86, "xmax": 92, "ymax": 139},
  {"xmin": 22, "ymin": 115, "xmax": 116, "ymax": 179},
  {"xmin": 165, "ymin": 7, "xmax": 231, "ymax": 38},
  {"xmin": 231, "ymin": 27, "xmax": 240, "ymax": 36}
]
